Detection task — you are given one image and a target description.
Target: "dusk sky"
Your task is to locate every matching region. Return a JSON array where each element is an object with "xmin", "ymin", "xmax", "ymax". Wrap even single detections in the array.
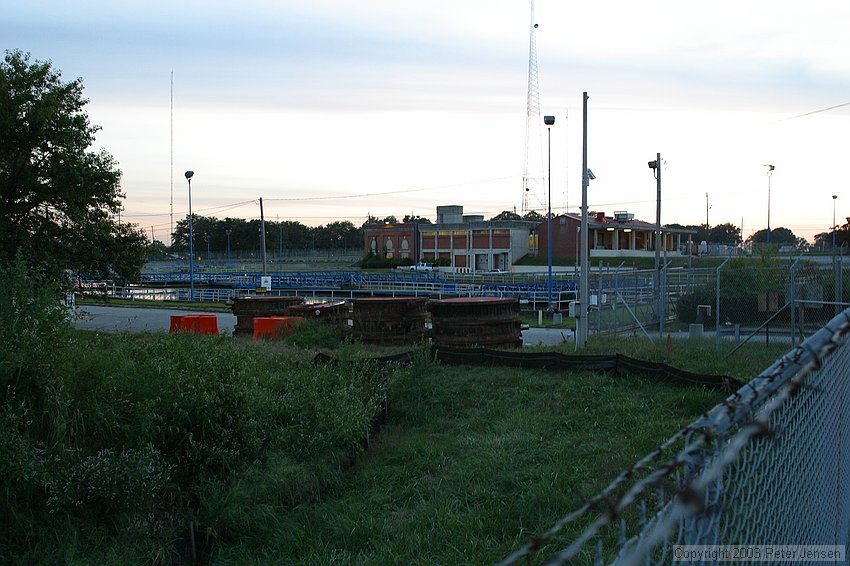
[{"xmin": 5, "ymin": 0, "xmax": 850, "ymax": 243}]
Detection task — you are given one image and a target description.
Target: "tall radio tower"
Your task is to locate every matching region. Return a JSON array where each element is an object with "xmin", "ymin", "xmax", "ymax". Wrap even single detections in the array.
[{"xmin": 522, "ymin": 0, "xmax": 544, "ymax": 216}]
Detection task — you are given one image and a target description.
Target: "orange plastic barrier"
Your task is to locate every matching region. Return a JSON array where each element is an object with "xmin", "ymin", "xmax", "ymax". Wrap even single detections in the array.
[
  {"xmin": 169, "ymin": 314, "xmax": 219, "ymax": 335},
  {"xmin": 252, "ymin": 316, "xmax": 303, "ymax": 340}
]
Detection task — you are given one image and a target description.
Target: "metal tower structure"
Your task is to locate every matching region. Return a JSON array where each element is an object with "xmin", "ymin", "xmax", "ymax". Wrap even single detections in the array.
[{"xmin": 522, "ymin": 0, "xmax": 545, "ymax": 216}]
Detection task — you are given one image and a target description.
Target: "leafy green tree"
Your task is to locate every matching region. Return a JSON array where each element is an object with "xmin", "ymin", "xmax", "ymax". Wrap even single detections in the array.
[
  {"xmin": 666, "ymin": 223, "xmax": 709, "ymax": 243},
  {"xmin": 814, "ymin": 216, "xmax": 850, "ymax": 251},
  {"xmin": 707, "ymin": 222, "xmax": 742, "ymax": 245},
  {"xmin": 0, "ymin": 49, "xmax": 147, "ymax": 280},
  {"xmin": 491, "ymin": 210, "xmax": 522, "ymax": 221},
  {"xmin": 522, "ymin": 210, "xmax": 544, "ymax": 222},
  {"xmin": 402, "ymin": 214, "xmax": 432, "ymax": 224},
  {"xmin": 747, "ymin": 227, "xmax": 798, "ymax": 245}
]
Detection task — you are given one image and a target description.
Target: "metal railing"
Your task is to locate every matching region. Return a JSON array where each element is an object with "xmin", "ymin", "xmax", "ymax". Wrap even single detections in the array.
[{"xmin": 500, "ymin": 307, "xmax": 850, "ymax": 565}]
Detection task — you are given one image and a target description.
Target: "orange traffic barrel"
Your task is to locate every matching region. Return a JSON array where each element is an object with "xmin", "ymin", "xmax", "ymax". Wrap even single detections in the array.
[
  {"xmin": 169, "ymin": 314, "xmax": 219, "ymax": 335},
  {"xmin": 231, "ymin": 296, "xmax": 304, "ymax": 336},
  {"xmin": 252, "ymin": 316, "xmax": 304, "ymax": 340}
]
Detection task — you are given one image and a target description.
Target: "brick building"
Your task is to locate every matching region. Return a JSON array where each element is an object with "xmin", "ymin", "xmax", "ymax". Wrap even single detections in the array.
[
  {"xmin": 363, "ymin": 205, "xmax": 538, "ymax": 272},
  {"xmin": 537, "ymin": 211, "xmax": 695, "ymax": 258}
]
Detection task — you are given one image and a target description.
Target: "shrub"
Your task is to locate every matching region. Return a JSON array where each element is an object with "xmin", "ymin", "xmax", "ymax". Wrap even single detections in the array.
[
  {"xmin": 0, "ymin": 258, "xmax": 393, "ymax": 559},
  {"xmin": 281, "ymin": 318, "xmax": 346, "ymax": 349},
  {"xmin": 359, "ymin": 253, "xmax": 413, "ymax": 269}
]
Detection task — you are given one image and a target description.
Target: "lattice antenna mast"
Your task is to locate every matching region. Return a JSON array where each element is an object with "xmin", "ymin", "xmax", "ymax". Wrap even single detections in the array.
[{"xmin": 522, "ymin": 0, "xmax": 544, "ymax": 216}]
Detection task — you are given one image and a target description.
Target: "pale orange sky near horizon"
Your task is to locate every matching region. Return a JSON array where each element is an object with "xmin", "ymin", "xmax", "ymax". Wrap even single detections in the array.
[{"xmin": 6, "ymin": 0, "xmax": 850, "ymax": 243}]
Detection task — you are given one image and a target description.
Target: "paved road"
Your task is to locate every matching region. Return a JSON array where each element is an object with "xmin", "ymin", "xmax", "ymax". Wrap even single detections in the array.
[
  {"xmin": 73, "ymin": 305, "xmax": 571, "ymax": 346},
  {"xmin": 73, "ymin": 305, "xmax": 236, "ymax": 334}
]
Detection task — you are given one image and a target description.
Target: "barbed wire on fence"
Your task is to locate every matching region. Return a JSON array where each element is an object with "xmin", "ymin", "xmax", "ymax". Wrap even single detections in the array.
[{"xmin": 499, "ymin": 308, "xmax": 850, "ymax": 565}]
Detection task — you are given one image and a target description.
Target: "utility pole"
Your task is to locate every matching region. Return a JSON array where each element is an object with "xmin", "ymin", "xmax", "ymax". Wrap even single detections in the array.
[
  {"xmin": 278, "ymin": 215, "xmax": 284, "ymax": 273},
  {"xmin": 648, "ymin": 154, "xmax": 662, "ymax": 337},
  {"xmin": 259, "ymin": 197, "xmax": 267, "ymax": 276},
  {"xmin": 577, "ymin": 92, "xmax": 590, "ymax": 350},
  {"xmin": 705, "ymin": 192, "xmax": 709, "ymax": 229},
  {"xmin": 655, "ymin": 153, "xmax": 661, "ymax": 277},
  {"xmin": 766, "ymin": 164, "xmax": 775, "ymax": 244}
]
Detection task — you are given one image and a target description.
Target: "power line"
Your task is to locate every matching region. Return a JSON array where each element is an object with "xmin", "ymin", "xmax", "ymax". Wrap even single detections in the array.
[
  {"xmin": 262, "ymin": 176, "xmax": 514, "ymax": 202},
  {"xmin": 782, "ymin": 101, "xmax": 850, "ymax": 121}
]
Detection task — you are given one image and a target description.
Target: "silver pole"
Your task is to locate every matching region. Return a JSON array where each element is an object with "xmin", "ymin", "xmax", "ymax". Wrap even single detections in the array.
[
  {"xmin": 259, "ymin": 197, "xmax": 267, "ymax": 276},
  {"xmin": 547, "ymin": 123, "xmax": 553, "ymax": 312},
  {"xmin": 655, "ymin": 152, "xmax": 661, "ymax": 339},
  {"xmin": 578, "ymin": 92, "xmax": 590, "ymax": 349}
]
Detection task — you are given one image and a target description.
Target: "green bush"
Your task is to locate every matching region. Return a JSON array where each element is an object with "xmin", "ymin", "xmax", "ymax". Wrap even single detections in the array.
[
  {"xmin": 359, "ymin": 252, "xmax": 413, "ymax": 269},
  {"xmin": 281, "ymin": 318, "xmax": 347, "ymax": 349},
  {"xmin": 676, "ymin": 260, "xmax": 792, "ymax": 325},
  {"xmin": 0, "ymin": 257, "xmax": 392, "ymax": 560}
]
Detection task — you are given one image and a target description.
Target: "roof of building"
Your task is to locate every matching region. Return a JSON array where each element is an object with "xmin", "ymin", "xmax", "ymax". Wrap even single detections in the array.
[{"xmin": 556, "ymin": 213, "xmax": 697, "ymax": 234}]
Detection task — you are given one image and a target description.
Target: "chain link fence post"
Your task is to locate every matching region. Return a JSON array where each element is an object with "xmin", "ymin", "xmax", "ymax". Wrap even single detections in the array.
[{"xmin": 715, "ymin": 257, "xmax": 730, "ymax": 355}]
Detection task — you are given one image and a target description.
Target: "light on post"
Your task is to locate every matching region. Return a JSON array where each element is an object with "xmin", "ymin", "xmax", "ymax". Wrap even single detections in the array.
[
  {"xmin": 648, "ymin": 155, "xmax": 662, "ymax": 337},
  {"xmin": 833, "ymin": 195, "xmax": 838, "ymax": 252},
  {"xmin": 765, "ymin": 164, "xmax": 775, "ymax": 245},
  {"xmin": 544, "ymin": 115, "xmax": 555, "ymax": 314},
  {"xmin": 184, "ymin": 170, "xmax": 195, "ymax": 302}
]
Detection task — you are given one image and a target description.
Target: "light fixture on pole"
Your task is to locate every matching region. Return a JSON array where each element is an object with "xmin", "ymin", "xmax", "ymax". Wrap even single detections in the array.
[
  {"xmin": 648, "ymin": 156, "xmax": 662, "ymax": 337},
  {"xmin": 833, "ymin": 194, "xmax": 838, "ymax": 252},
  {"xmin": 184, "ymin": 170, "xmax": 195, "ymax": 302},
  {"xmin": 647, "ymin": 156, "xmax": 661, "ymax": 276},
  {"xmin": 544, "ymin": 114, "xmax": 555, "ymax": 313},
  {"xmin": 765, "ymin": 164, "xmax": 775, "ymax": 244}
]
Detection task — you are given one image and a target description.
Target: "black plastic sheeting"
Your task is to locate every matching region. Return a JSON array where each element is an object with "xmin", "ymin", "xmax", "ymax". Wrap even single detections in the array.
[{"xmin": 313, "ymin": 347, "xmax": 743, "ymax": 393}]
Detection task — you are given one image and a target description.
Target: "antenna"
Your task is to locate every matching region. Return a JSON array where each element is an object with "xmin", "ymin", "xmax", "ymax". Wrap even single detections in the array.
[
  {"xmin": 521, "ymin": 0, "xmax": 544, "ymax": 216},
  {"xmin": 170, "ymin": 70, "xmax": 174, "ymax": 246}
]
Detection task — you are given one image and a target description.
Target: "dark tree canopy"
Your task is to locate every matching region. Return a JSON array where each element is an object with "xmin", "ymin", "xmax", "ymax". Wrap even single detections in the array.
[
  {"xmin": 0, "ymin": 49, "xmax": 147, "ymax": 280},
  {"xmin": 402, "ymin": 214, "xmax": 431, "ymax": 224},
  {"xmin": 171, "ymin": 216, "xmax": 364, "ymax": 255},
  {"xmin": 747, "ymin": 227, "xmax": 802, "ymax": 247},
  {"xmin": 707, "ymin": 222, "xmax": 742, "ymax": 245},
  {"xmin": 665, "ymin": 223, "xmax": 709, "ymax": 244},
  {"xmin": 490, "ymin": 210, "xmax": 522, "ymax": 221},
  {"xmin": 813, "ymin": 217, "xmax": 850, "ymax": 251}
]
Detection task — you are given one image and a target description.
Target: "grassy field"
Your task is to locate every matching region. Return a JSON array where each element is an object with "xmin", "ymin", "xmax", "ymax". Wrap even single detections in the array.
[
  {"xmin": 3, "ymin": 254, "xmax": 791, "ymax": 564},
  {"xmin": 209, "ymin": 358, "xmax": 725, "ymax": 564}
]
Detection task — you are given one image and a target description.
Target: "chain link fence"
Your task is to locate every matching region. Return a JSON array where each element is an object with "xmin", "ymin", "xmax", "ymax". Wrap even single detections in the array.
[
  {"xmin": 586, "ymin": 256, "xmax": 850, "ymax": 356},
  {"xmin": 587, "ymin": 264, "xmax": 713, "ymax": 344},
  {"xmin": 500, "ymin": 306, "xmax": 850, "ymax": 565}
]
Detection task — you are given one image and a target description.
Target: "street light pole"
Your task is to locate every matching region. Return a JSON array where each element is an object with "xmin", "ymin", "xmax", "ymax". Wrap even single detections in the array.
[
  {"xmin": 226, "ymin": 229, "xmax": 231, "ymax": 263},
  {"xmin": 577, "ymin": 92, "xmax": 590, "ymax": 350},
  {"xmin": 259, "ymin": 197, "xmax": 267, "ymax": 276},
  {"xmin": 648, "ymin": 155, "xmax": 661, "ymax": 335},
  {"xmin": 544, "ymin": 115, "xmax": 555, "ymax": 313},
  {"xmin": 184, "ymin": 170, "xmax": 195, "ymax": 302},
  {"xmin": 833, "ymin": 195, "xmax": 838, "ymax": 252},
  {"xmin": 766, "ymin": 164, "xmax": 775, "ymax": 245}
]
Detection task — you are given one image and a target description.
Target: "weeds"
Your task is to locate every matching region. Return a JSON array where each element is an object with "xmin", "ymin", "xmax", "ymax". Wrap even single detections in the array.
[{"xmin": 0, "ymin": 258, "xmax": 392, "ymax": 562}]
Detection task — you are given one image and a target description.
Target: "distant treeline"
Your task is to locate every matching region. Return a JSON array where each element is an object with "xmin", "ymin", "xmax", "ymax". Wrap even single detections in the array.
[{"xmin": 166, "ymin": 216, "xmax": 364, "ymax": 255}]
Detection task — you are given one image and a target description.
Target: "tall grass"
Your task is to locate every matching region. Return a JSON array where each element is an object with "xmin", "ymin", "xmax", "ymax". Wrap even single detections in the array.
[
  {"xmin": 0, "ymin": 256, "xmax": 791, "ymax": 563},
  {"xmin": 0, "ymin": 258, "xmax": 392, "ymax": 563},
  {"xmin": 211, "ymin": 357, "xmax": 726, "ymax": 564}
]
